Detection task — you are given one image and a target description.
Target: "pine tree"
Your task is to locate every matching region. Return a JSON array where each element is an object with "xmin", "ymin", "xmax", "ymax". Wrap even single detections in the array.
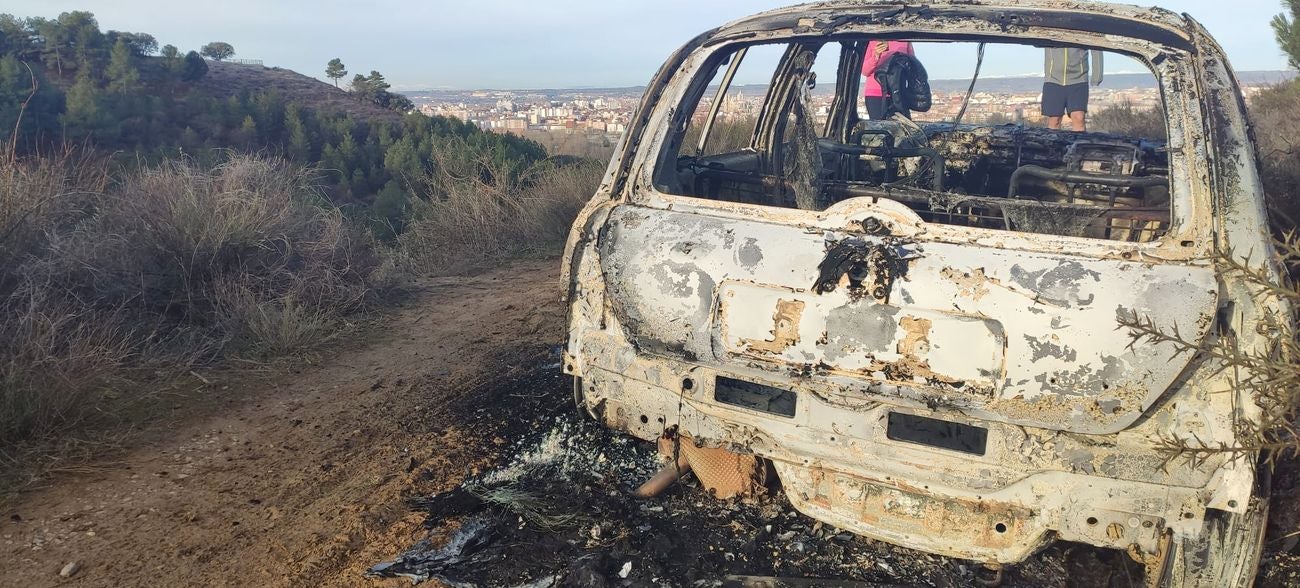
[
  {"xmin": 1273, "ymin": 0, "xmax": 1300, "ymax": 69},
  {"xmin": 366, "ymin": 71, "xmax": 390, "ymax": 92},
  {"xmin": 32, "ymin": 17, "xmax": 68, "ymax": 76},
  {"xmin": 383, "ymin": 136, "xmax": 422, "ymax": 180},
  {"xmin": 62, "ymin": 70, "xmax": 102, "ymax": 136},
  {"xmin": 62, "ymin": 11, "xmax": 106, "ymax": 73},
  {"xmin": 350, "ymin": 167, "xmax": 369, "ymax": 196},
  {"xmin": 371, "ymin": 180, "xmax": 410, "ymax": 240},
  {"xmin": 105, "ymin": 38, "xmax": 139, "ymax": 94},
  {"xmin": 326, "ymin": 58, "xmax": 346, "ymax": 87},
  {"xmin": 0, "ymin": 14, "xmax": 34, "ymax": 57},
  {"xmin": 367, "ymin": 70, "xmax": 392, "ymax": 107},
  {"xmin": 285, "ymin": 103, "xmax": 310, "ymax": 161},
  {"xmin": 179, "ymin": 125, "xmax": 201, "ymax": 151},
  {"xmin": 0, "ymin": 55, "xmax": 44, "ymax": 141},
  {"xmin": 349, "ymin": 74, "xmax": 372, "ymax": 103},
  {"xmin": 339, "ymin": 129, "xmax": 358, "ymax": 168},
  {"xmin": 237, "ymin": 115, "xmax": 258, "ymax": 149},
  {"xmin": 109, "ymin": 32, "xmax": 157, "ymax": 56}
]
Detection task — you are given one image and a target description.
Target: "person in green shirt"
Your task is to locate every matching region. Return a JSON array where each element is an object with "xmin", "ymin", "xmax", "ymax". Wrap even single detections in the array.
[{"xmin": 1042, "ymin": 47, "xmax": 1104, "ymax": 131}]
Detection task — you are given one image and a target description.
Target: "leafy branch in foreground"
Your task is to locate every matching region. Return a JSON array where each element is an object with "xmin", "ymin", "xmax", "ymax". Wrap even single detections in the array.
[{"xmin": 1120, "ymin": 234, "xmax": 1300, "ymax": 466}]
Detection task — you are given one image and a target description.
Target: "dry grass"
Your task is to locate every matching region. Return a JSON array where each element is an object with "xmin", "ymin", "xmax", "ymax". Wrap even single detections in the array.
[
  {"xmin": 397, "ymin": 139, "xmax": 603, "ymax": 273},
  {"xmin": 0, "ymin": 152, "xmax": 387, "ymax": 483}
]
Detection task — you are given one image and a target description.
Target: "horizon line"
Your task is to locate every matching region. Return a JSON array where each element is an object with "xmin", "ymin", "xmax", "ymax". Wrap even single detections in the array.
[{"xmin": 391, "ymin": 69, "xmax": 1295, "ymax": 94}]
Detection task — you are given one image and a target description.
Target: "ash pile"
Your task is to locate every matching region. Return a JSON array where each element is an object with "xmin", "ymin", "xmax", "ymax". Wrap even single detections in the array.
[
  {"xmin": 367, "ymin": 361, "xmax": 1100, "ymax": 587},
  {"xmin": 369, "ymin": 414, "xmax": 971, "ymax": 586}
]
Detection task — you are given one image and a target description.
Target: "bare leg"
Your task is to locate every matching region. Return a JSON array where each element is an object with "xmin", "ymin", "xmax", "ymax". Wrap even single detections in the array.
[
  {"xmin": 1070, "ymin": 110, "xmax": 1086, "ymax": 132},
  {"xmin": 1047, "ymin": 115, "xmax": 1063, "ymax": 130}
]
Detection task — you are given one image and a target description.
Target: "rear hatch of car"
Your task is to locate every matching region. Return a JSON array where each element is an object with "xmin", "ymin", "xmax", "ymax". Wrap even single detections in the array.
[{"xmin": 597, "ymin": 197, "xmax": 1217, "ymax": 435}]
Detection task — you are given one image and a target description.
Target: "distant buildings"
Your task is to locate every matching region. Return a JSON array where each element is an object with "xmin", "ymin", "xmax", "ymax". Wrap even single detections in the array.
[
  {"xmin": 413, "ymin": 90, "xmax": 635, "ymax": 141},
  {"xmin": 408, "ymin": 81, "xmax": 1259, "ymax": 143}
]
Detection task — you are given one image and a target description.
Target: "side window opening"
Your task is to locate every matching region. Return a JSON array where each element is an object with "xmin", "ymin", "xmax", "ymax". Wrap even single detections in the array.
[
  {"xmin": 681, "ymin": 44, "xmax": 789, "ymax": 158},
  {"xmin": 653, "ymin": 38, "xmax": 1174, "ymax": 244}
]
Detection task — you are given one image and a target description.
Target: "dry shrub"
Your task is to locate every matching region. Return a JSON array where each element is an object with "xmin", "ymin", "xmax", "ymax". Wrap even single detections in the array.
[
  {"xmin": 1122, "ymin": 234, "xmax": 1300, "ymax": 464},
  {"xmin": 1250, "ymin": 80, "xmax": 1300, "ymax": 229},
  {"xmin": 522, "ymin": 130, "xmax": 617, "ymax": 161},
  {"xmin": 683, "ymin": 116, "xmax": 756, "ymax": 156},
  {"xmin": 0, "ymin": 148, "xmax": 109, "ymax": 279},
  {"xmin": 1090, "ymin": 100, "xmax": 1168, "ymax": 140},
  {"xmin": 0, "ymin": 290, "xmax": 136, "ymax": 448},
  {"xmin": 0, "ymin": 153, "xmax": 385, "ymax": 456},
  {"xmin": 398, "ymin": 140, "xmax": 603, "ymax": 272}
]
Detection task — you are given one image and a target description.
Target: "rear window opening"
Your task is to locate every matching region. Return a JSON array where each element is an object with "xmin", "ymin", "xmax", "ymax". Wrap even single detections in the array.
[{"xmin": 653, "ymin": 38, "xmax": 1172, "ymax": 243}]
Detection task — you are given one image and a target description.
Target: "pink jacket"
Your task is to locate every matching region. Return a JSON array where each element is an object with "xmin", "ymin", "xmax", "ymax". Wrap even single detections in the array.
[{"xmin": 862, "ymin": 41, "xmax": 915, "ymax": 97}]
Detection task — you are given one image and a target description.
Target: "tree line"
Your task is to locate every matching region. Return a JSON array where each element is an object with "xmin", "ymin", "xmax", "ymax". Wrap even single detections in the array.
[{"xmin": 0, "ymin": 11, "xmax": 550, "ymax": 239}]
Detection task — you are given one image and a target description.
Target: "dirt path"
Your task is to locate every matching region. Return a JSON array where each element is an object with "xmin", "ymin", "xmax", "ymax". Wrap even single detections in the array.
[{"xmin": 1, "ymin": 259, "xmax": 565, "ymax": 588}]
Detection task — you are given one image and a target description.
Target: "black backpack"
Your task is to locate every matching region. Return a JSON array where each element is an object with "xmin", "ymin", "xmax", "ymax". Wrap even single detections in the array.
[{"xmin": 874, "ymin": 53, "xmax": 932, "ymax": 118}]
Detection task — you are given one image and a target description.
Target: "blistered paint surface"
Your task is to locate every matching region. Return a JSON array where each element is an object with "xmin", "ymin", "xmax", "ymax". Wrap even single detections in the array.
[{"xmin": 599, "ymin": 205, "xmax": 1218, "ymax": 435}]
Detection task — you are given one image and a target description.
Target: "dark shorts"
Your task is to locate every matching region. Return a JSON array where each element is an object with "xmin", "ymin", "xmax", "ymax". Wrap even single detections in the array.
[{"xmin": 1041, "ymin": 82, "xmax": 1089, "ymax": 117}]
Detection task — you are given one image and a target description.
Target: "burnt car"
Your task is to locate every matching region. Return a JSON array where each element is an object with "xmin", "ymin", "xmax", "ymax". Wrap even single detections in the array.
[{"xmin": 561, "ymin": 2, "xmax": 1279, "ymax": 585}]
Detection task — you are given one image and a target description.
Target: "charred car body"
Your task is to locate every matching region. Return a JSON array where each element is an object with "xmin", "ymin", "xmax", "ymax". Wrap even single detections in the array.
[{"xmin": 561, "ymin": 2, "xmax": 1278, "ymax": 585}]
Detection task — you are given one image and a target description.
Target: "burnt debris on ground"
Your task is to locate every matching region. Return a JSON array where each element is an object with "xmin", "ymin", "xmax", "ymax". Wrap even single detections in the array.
[{"xmin": 367, "ymin": 357, "xmax": 1164, "ymax": 587}]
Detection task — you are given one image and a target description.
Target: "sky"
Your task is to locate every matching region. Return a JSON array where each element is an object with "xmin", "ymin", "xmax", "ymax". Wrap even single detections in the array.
[{"xmin": 3, "ymin": 1, "xmax": 1292, "ymax": 90}]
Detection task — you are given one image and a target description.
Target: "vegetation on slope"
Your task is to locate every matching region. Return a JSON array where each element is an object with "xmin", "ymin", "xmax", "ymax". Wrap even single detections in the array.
[
  {"xmin": 0, "ymin": 10, "xmax": 550, "ymax": 239},
  {"xmin": 0, "ymin": 11, "xmax": 603, "ymax": 484}
]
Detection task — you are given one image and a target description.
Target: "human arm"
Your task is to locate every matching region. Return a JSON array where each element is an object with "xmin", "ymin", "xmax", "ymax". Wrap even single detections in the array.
[
  {"xmin": 1091, "ymin": 49, "xmax": 1104, "ymax": 86},
  {"xmin": 862, "ymin": 41, "xmax": 887, "ymax": 75}
]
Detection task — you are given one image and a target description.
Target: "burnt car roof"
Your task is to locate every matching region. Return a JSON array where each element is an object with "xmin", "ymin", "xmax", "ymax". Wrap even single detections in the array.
[{"xmin": 706, "ymin": 1, "xmax": 1194, "ymax": 50}]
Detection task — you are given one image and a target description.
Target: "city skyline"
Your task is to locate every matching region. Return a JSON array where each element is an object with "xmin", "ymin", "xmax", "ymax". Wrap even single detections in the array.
[{"xmin": 0, "ymin": 0, "xmax": 1293, "ymax": 90}]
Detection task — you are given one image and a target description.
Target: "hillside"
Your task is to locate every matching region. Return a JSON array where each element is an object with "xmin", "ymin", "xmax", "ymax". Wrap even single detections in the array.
[
  {"xmin": 0, "ymin": 9, "xmax": 549, "ymax": 224},
  {"xmin": 194, "ymin": 60, "xmax": 401, "ymax": 123}
]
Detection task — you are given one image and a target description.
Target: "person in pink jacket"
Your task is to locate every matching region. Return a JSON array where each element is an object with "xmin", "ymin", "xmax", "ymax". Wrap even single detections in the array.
[{"xmin": 862, "ymin": 40, "xmax": 915, "ymax": 120}]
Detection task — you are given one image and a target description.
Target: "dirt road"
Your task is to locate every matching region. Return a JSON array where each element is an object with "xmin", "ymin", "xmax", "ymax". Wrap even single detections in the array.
[{"xmin": 2, "ymin": 259, "xmax": 565, "ymax": 587}]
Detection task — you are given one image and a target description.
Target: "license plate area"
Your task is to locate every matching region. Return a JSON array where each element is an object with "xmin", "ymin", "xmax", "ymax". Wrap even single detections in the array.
[
  {"xmin": 715, "ymin": 377, "xmax": 797, "ymax": 418},
  {"xmin": 886, "ymin": 412, "xmax": 988, "ymax": 456}
]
